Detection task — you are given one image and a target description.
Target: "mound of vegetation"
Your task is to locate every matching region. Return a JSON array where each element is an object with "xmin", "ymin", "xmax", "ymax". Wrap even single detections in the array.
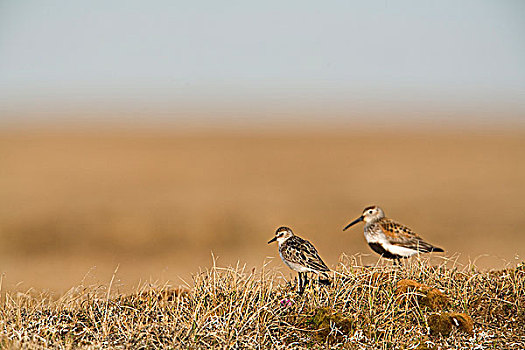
[{"xmin": 0, "ymin": 257, "xmax": 523, "ymax": 349}]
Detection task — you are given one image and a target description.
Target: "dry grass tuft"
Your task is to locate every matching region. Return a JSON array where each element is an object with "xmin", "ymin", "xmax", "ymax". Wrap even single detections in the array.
[
  {"xmin": 0, "ymin": 258, "xmax": 524, "ymax": 349},
  {"xmin": 118, "ymin": 286, "xmax": 191, "ymax": 304}
]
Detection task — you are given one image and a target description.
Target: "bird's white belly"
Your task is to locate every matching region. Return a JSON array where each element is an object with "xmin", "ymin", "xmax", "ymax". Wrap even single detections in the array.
[
  {"xmin": 285, "ymin": 260, "xmax": 313, "ymax": 273},
  {"xmin": 381, "ymin": 243, "xmax": 418, "ymax": 257},
  {"xmin": 365, "ymin": 234, "xmax": 418, "ymax": 258}
]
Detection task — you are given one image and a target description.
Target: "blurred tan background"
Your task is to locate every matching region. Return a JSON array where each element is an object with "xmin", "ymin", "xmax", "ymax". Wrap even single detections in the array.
[
  {"xmin": 1, "ymin": 1, "xmax": 524, "ymax": 291},
  {"xmin": 0, "ymin": 127, "xmax": 524, "ymax": 291}
]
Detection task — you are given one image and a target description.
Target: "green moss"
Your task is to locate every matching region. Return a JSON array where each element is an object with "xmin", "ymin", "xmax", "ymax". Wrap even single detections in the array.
[
  {"xmin": 414, "ymin": 342, "xmax": 437, "ymax": 350},
  {"xmin": 303, "ymin": 307, "xmax": 354, "ymax": 343}
]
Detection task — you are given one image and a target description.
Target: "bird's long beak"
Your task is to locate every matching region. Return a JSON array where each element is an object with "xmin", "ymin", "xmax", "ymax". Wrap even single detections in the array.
[
  {"xmin": 268, "ymin": 237, "xmax": 277, "ymax": 244},
  {"xmin": 343, "ymin": 216, "xmax": 364, "ymax": 231}
]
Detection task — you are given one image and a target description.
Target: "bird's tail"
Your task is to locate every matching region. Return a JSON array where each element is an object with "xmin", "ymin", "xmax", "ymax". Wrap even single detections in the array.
[{"xmin": 417, "ymin": 241, "xmax": 445, "ymax": 253}]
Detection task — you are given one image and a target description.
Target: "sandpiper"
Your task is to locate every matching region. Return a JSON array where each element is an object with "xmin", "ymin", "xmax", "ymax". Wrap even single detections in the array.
[
  {"xmin": 268, "ymin": 226, "xmax": 330, "ymax": 293},
  {"xmin": 343, "ymin": 206, "xmax": 444, "ymax": 265}
]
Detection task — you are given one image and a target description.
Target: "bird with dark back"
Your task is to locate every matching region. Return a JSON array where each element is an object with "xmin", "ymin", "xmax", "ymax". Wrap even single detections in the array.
[{"xmin": 268, "ymin": 226, "xmax": 331, "ymax": 293}]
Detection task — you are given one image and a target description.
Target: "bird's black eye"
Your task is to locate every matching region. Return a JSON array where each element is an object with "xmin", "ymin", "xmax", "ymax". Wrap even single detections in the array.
[{"xmin": 368, "ymin": 210, "xmax": 373, "ymax": 214}]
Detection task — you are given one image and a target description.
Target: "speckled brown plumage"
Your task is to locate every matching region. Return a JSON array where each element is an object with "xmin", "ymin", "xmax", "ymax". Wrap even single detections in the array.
[
  {"xmin": 343, "ymin": 206, "xmax": 444, "ymax": 263},
  {"xmin": 268, "ymin": 226, "xmax": 330, "ymax": 293},
  {"xmin": 279, "ymin": 235, "xmax": 330, "ymax": 273},
  {"xmin": 377, "ymin": 218, "xmax": 444, "ymax": 253}
]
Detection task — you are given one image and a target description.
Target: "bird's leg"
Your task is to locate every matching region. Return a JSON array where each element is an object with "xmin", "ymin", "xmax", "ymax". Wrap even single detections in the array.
[
  {"xmin": 297, "ymin": 273, "xmax": 304, "ymax": 294},
  {"xmin": 303, "ymin": 273, "xmax": 309, "ymax": 290}
]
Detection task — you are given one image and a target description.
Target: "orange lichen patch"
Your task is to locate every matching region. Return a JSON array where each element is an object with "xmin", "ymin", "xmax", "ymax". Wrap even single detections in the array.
[
  {"xmin": 397, "ymin": 279, "xmax": 427, "ymax": 293},
  {"xmin": 396, "ymin": 279, "xmax": 449, "ymax": 310},
  {"xmin": 428, "ymin": 312, "xmax": 474, "ymax": 336}
]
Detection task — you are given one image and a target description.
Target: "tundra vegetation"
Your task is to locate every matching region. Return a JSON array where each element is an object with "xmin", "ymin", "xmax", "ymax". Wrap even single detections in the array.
[{"xmin": 0, "ymin": 256, "xmax": 523, "ymax": 349}]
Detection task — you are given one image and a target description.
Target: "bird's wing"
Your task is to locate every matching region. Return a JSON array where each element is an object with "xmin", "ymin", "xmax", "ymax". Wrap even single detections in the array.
[
  {"xmin": 379, "ymin": 219, "xmax": 441, "ymax": 253},
  {"xmin": 281, "ymin": 236, "xmax": 330, "ymax": 272}
]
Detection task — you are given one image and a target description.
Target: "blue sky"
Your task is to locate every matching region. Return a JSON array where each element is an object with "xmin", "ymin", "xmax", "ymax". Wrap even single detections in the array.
[{"xmin": 0, "ymin": 0, "xmax": 524, "ymax": 124}]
